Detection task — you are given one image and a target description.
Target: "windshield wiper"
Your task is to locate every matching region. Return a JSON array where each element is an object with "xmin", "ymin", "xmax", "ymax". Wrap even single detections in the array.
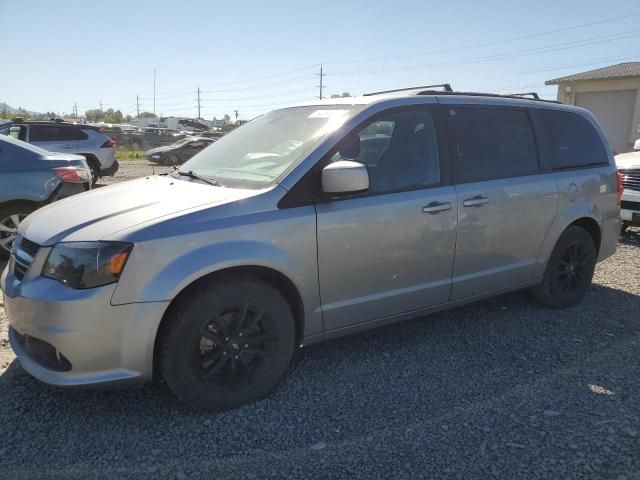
[{"xmin": 175, "ymin": 170, "xmax": 222, "ymax": 187}]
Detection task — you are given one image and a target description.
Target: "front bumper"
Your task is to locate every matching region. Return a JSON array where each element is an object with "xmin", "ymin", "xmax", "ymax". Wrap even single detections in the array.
[
  {"xmin": 621, "ymin": 189, "xmax": 640, "ymax": 225},
  {"xmin": 1, "ymin": 258, "xmax": 169, "ymax": 387}
]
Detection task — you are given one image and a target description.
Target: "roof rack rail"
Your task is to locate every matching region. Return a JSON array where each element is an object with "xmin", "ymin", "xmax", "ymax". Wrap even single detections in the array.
[
  {"xmin": 509, "ymin": 92, "xmax": 540, "ymax": 99},
  {"xmin": 363, "ymin": 83, "xmax": 453, "ymax": 96}
]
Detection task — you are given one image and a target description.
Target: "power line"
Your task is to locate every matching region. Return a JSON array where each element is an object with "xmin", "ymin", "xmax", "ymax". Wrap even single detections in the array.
[
  {"xmin": 519, "ymin": 51, "xmax": 640, "ymax": 74},
  {"xmin": 329, "ymin": 29, "xmax": 640, "ymax": 76},
  {"xmin": 323, "ymin": 12, "xmax": 640, "ymax": 66}
]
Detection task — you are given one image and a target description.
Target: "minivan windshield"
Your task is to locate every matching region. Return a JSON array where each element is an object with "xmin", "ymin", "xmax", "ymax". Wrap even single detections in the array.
[{"xmin": 178, "ymin": 105, "xmax": 364, "ymax": 187}]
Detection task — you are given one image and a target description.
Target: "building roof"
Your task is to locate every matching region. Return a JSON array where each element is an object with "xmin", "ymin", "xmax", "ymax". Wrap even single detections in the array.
[{"xmin": 546, "ymin": 62, "xmax": 640, "ymax": 85}]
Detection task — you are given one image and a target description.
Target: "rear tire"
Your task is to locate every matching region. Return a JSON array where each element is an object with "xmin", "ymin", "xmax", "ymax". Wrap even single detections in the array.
[
  {"xmin": 0, "ymin": 203, "xmax": 36, "ymax": 259},
  {"xmin": 531, "ymin": 226, "xmax": 597, "ymax": 308},
  {"xmin": 159, "ymin": 275, "xmax": 296, "ymax": 411}
]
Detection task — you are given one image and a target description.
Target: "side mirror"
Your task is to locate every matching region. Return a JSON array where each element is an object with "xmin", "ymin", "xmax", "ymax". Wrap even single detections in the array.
[
  {"xmin": 634, "ymin": 139, "xmax": 640, "ymax": 151},
  {"xmin": 321, "ymin": 160, "xmax": 369, "ymax": 195}
]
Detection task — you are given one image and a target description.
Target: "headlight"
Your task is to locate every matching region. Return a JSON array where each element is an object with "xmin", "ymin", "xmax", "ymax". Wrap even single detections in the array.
[
  {"xmin": 151, "ymin": 155, "xmax": 160, "ymax": 159},
  {"xmin": 43, "ymin": 242, "xmax": 132, "ymax": 289}
]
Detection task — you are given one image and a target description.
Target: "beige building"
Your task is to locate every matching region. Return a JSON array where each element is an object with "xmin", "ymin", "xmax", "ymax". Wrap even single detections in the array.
[{"xmin": 546, "ymin": 62, "xmax": 640, "ymax": 153}]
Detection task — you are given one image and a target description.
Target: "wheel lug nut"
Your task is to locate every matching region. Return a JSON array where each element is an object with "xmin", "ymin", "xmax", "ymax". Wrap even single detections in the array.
[
  {"xmin": 223, "ymin": 351, "xmax": 227, "ymax": 356},
  {"xmin": 244, "ymin": 344, "xmax": 249, "ymax": 348},
  {"xmin": 238, "ymin": 332, "xmax": 243, "ymax": 337},
  {"xmin": 234, "ymin": 355, "xmax": 239, "ymax": 359},
  {"xmin": 224, "ymin": 337, "xmax": 230, "ymax": 341}
]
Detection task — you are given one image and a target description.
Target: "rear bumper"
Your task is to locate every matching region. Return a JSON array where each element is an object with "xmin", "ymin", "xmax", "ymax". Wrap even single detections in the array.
[
  {"xmin": 100, "ymin": 159, "xmax": 119, "ymax": 177},
  {"xmin": 1, "ymin": 262, "xmax": 169, "ymax": 387}
]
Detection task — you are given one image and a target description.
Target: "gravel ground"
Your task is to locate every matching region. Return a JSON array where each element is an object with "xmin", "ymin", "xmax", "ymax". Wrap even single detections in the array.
[{"xmin": 0, "ymin": 161, "xmax": 639, "ymax": 479}]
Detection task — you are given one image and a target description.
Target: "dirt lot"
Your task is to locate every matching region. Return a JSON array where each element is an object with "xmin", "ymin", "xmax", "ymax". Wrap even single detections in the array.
[{"xmin": 1, "ymin": 161, "xmax": 639, "ymax": 479}]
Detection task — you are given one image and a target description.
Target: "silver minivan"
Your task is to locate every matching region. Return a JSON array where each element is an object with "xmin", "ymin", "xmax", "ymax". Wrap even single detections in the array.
[{"xmin": 1, "ymin": 86, "xmax": 622, "ymax": 410}]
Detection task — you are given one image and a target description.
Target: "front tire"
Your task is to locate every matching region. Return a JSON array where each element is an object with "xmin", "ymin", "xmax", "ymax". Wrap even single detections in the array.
[
  {"xmin": 159, "ymin": 275, "xmax": 296, "ymax": 411},
  {"xmin": 531, "ymin": 226, "xmax": 597, "ymax": 308}
]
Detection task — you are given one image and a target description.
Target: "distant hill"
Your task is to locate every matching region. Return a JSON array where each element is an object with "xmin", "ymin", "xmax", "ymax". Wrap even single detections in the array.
[{"xmin": 0, "ymin": 102, "xmax": 43, "ymax": 116}]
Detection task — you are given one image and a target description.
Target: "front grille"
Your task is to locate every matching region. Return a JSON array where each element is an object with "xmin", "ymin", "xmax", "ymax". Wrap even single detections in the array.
[
  {"xmin": 621, "ymin": 200, "xmax": 640, "ymax": 211},
  {"xmin": 13, "ymin": 262, "xmax": 27, "ymax": 281},
  {"xmin": 620, "ymin": 168, "xmax": 640, "ymax": 192},
  {"xmin": 18, "ymin": 237, "xmax": 40, "ymax": 258},
  {"xmin": 12, "ymin": 236, "xmax": 40, "ymax": 281},
  {"xmin": 11, "ymin": 327, "xmax": 72, "ymax": 372}
]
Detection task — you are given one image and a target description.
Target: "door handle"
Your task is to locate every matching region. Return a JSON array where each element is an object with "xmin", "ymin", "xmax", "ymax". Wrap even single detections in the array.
[
  {"xmin": 463, "ymin": 195, "xmax": 489, "ymax": 207},
  {"xmin": 422, "ymin": 201, "xmax": 452, "ymax": 214},
  {"xmin": 62, "ymin": 144, "xmax": 73, "ymax": 148}
]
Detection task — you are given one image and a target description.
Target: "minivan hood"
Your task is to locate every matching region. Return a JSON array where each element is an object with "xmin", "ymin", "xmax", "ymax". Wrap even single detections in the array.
[
  {"xmin": 615, "ymin": 151, "xmax": 640, "ymax": 170},
  {"xmin": 20, "ymin": 175, "xmax": 262, "ymax": 245}
]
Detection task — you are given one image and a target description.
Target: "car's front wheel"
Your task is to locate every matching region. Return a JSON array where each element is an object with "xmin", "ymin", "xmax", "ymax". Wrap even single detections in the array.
[
  {"xmin": 0, "ymin": 203, "xmax": 35, "ymax": 259},
  {"xmin": 159, "ymin": 274, "xmax": 296, "ymax": 411},
  {"xmin": 531, "ymin": 226, "xmax": 597, "ymax": 308}
]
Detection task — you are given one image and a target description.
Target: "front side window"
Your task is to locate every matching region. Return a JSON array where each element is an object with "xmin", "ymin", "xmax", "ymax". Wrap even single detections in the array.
[
  {"xmin": 448, "ymin": 107, "xmax": 538, "ymax": 183},
  {"xmin": 534, "ymin": 109, "xmax": 609, "ymax": 169},
  {"xmin": 330, "ymin": 109, "xmax": 441, "ymax": 194},
  {"xmin": 180, "ymin": 105, "xmax": 365, "ymax": 187}
]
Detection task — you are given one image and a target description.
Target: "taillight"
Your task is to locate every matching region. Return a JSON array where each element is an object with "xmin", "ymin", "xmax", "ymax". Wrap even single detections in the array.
[
  {"xmin": 101, "ymin": 139, "xmax": 116, "ymax": 148},
  {"xmin": 617, "ymin": 171, "xmax": 624, "ymax": 205},
  {"xmin": 53, "ymin": 167, "xmax": 91, "ymax": 184}
]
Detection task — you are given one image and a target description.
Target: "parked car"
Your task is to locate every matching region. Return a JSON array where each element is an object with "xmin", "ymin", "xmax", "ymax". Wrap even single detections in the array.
[
  {"xmin": 615, "ymin": 141, "xmax": 640, "ymax": 231},
  {"xmin": 1, "ymin": 86, "xmax": 621, "ymax": 411},
  {"xmin": 0, "ymin": 119, "xmax": 118, "ymax": 184},
  {"xmin": 0, "ymin": 135, "xmax": 91, "ymax": 258},
  {"xmin": 146, "ymin": 136, "xmax": 214, "ymax": 165}
]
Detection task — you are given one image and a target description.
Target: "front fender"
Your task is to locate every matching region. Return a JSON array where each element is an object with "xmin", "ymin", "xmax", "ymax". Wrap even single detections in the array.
[{"xmin": 113, "ymin": 240, "xmax": 303, "ymax": 304}]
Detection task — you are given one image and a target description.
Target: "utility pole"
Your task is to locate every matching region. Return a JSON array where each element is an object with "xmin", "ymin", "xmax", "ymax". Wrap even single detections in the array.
[
  {"xmin": 153, "ymin": 69, "xmax": 157, "ymax": 117},
  {"xmin": 317, "ymin": 64, "xmax": 325, "ymax": 100},
  {"xmin": 136, "ymin": 94, "xmax": 140, "ymax": 118},
  {"xmin": 73, "ymin": 102, "xmax": 78, "ymax": 118},
  {"xmin": 196, "ymin": 85, "xmax": 201, "ymax": 119},
  {"xmin": 234, "ymin": 109, "xmax": 238, "ymax": 122},
  {"xmin": 99, "ymin": 100, "xmax": 103, "ymax": 112}
]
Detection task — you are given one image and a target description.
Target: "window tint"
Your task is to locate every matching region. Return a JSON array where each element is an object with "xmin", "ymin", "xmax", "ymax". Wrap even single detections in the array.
[
  {"xmin": 448, "ymin": 107, "xmax": 538, "ymax": 183},
  {"xmin": 30, "ymin": 125, "xmax": 87, "ymax": 142},
  {"xmin": 534, "ymin": 109, "xmax": 608, "ymax": 169},
  {"xmin": 332, "ymin": 109, "xmax": 440, "ymax": 194}
]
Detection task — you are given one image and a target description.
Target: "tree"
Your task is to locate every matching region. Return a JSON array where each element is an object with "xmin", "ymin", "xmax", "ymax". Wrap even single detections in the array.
[
  {"xmin": 15, "ymin": 107, "xmax": 30, "ymax": 119},
  {"xmin": 341, "ymin": 92, "xmax": 351, "ymax": 98},
  {"xmin": 124, "ymin": 115, "xmax": 132, "ymax": 123},
  {"xmin": 223, "ymin": 114, "xmax": 231, "ymax": 125},
  {"xmin": 330, "ymin": 94, "xmax": 341, "ymax": 99},
  {"xmin": 103, "ymin": 109, "xmax": 123, "ymax": 123},
  {"xmin": 137, "ymin": 111, "xmax": 156, "ymax": 119},
  {"xmin": 85, "ymin": 109, "xmax": 103, "ymax": 122}
]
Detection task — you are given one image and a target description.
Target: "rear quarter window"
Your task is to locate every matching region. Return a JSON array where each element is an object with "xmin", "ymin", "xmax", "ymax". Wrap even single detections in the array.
[{"xmin": 532, "ymin": 109, "xmax": 609, "ymax": 170}]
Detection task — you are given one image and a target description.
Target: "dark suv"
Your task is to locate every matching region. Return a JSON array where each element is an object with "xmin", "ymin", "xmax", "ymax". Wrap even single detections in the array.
[{"xmin": 0, "ymin": 119, "xmax": 119, "ymax": 183}]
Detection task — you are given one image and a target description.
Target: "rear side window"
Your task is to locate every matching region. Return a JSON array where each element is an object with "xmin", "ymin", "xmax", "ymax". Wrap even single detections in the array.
[
  {"xmin": 30, "ymin": 125, "xmax": 88, "ymax": 142},
  {"xmin": 533, "ymin": 109, "xmax": 608, "ymax": 169},
  {"xmin": 448, "ymin": 107, "xmax": 538, "ymax": 183}
]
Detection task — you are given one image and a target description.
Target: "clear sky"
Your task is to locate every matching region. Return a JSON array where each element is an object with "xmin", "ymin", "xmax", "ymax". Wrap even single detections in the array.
[{"xmin": 1, "ymin": 0, "xmax": 639, "ymax": 120}]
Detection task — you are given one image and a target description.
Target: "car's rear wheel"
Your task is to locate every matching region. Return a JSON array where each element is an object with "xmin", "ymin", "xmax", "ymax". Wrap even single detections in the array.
[
  {"xmin": 531, "ymin": 226, "xmax": 597, "ymax": 308},
  {"xmin": 159, "ymin": 275, "xmax": 296, "ymax": 411},
  {"xmin": 0, "ymin": 203, "xmax": 36, "ymax": 259}
]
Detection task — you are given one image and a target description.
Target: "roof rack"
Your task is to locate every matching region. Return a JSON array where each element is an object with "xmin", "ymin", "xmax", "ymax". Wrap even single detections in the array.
[
  {"xmin": 363, "ymin": 84, "xmax": 560, "ymax": 104},
  {"xmin": 363, "ymin": 83, "xmax": 453, "ymax": 96},
  {"xmin": 508, "ymin": 92, "xmax": 540, "ymax": 99}
]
